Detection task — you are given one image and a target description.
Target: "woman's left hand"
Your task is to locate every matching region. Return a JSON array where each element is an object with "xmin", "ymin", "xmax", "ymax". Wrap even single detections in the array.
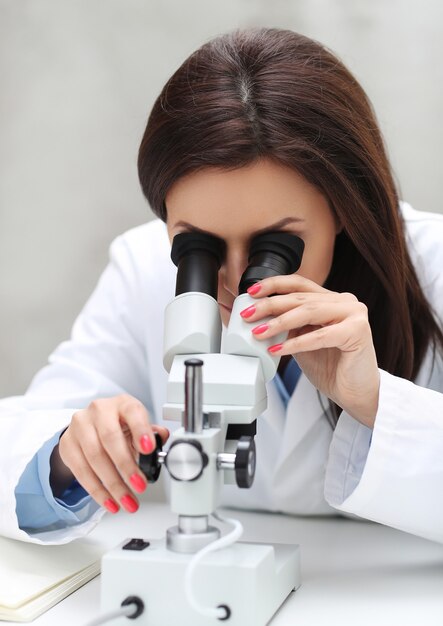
[{"xmin": 241, "ymin": 275, "xmax": 380, "ymax": 428}]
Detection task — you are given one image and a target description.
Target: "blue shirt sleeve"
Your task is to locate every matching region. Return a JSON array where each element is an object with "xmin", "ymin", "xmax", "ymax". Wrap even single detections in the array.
[{"xmin": 15, "ymin": 430, "xmax": 100, "ymax": 530}]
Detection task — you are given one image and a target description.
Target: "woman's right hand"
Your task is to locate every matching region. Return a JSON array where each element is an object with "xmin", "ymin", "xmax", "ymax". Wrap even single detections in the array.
[{"xmin": 49, "ymin": 394, "xmax": 170, "ymax": 514}]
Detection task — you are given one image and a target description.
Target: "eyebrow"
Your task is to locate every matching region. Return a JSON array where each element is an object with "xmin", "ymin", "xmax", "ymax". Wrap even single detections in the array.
[{"xmin": 171, "ymin": 217, "xmax": 305, "ymax": 238}]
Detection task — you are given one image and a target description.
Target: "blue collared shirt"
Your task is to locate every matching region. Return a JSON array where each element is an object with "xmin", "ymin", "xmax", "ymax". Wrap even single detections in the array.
[{"xmin": 274, "ymin": 358, "xmax": 302, "ymax": 407}]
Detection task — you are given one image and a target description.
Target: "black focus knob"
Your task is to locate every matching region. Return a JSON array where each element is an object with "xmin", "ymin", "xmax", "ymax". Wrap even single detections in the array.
[
  {"xmin": 235, "ymin": 436, "xmax": 256, "ymax": 489},
  {"xmin": 139, "ymin": 433, "xmax": 163, "ymax": 483}
]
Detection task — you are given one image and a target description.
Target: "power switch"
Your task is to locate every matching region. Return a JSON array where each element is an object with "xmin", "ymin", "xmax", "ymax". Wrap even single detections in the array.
[{"xmin": 122, "ymin": 538, "xmax": 150, "ymax": 551}]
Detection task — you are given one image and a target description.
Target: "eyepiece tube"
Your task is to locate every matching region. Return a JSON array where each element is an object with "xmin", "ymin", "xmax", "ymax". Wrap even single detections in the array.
[
  {"xmin": 238, "ymin": 231, "xmax": 304, "ymax": 294},
  {"xmin": 184, "ymin": 358, "xmax": 204, "ymax": 433},
  {"xmin": 224, "ymin": 231, "xmax": 305, "ymax": 382},
  {"xmin": 171, "ymin": 232, "xmax": 225, "ymax": 298},
  {"xmin": 163, "ymin": 234, "xmax": 223, "ymax": 371}
]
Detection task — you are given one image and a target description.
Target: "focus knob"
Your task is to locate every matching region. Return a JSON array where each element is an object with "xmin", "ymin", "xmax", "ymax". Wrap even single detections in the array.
[
  {"xmin": 235, "ymin": 436, "xmax": 256, "ymax": 489},
  {"xmin": 139, "ymin": 433, "xmax": 163, "ymax": 483}
]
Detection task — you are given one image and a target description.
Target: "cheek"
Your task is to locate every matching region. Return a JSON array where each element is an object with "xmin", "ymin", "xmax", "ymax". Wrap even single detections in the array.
[{"xmin": 298, "ymin": 235, "xmax": 336, "ymax": 285}]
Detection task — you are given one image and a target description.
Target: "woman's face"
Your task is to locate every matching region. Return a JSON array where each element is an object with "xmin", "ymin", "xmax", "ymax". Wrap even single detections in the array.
[{"xmin": 166, "ymin": 158, "xmax": 340, "ymax": 326}]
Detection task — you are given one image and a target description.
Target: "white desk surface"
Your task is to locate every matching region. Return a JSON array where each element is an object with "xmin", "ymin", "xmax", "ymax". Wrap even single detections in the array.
[{"xmin": 4, "ymin": 501, "xmax": 443, "ymax": 626}]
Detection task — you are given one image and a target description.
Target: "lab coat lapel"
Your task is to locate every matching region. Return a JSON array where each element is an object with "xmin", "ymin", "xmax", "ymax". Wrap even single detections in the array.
[
  {"xmin": 275, "ymin": 372, "xmax": 325, "ymax": 467},
  {"xmin": 271, "ymin": 373, "xmax": 335, "ymax": 514}
]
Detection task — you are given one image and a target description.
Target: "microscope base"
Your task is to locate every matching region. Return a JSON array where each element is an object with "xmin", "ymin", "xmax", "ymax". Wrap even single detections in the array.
[{"xmin": 101, "ymin": 538, "xmax": 301, "ymax": 625}]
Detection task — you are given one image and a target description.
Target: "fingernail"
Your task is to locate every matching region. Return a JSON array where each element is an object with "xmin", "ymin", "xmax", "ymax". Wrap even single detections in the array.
[
  {"xmin": 252, "ymin": 323, "xmax": 269, "ymax": 335},
  {"xmin": 140, "ymin": 434, "xmax": 154, "ymax": 454},
  {"xmin": 104, "ymin": 498, "xmax": 119, "ymax": 514},
  {"xmin": 247, "ymin": 283, "xmax": 262, "ymax": 296},
  {"xmin": 268, "ymin": 343, "xmax": 283, "ymax": 354},
  {"xmin": 130, "ymin": 473, "xmax": 146, "ymax": 493},
  {"xmin": 121, "ymin": 494, "xmax": 139, "ymax": 513},
  {"xmin": 240, "ymin": 305, "xmax": 256, "ymax": 318}
]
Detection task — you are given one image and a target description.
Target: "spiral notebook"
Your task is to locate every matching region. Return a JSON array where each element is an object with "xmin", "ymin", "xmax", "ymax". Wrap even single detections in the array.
[{"xmin": 0, "ymin": 536, "xmax": 106, "ymax": 622}]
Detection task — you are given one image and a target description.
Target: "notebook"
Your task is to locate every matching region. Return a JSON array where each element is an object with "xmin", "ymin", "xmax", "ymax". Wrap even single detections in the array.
[{"xmin": 0, "ymin": 535, "xmax": 106, "ymax": 622}]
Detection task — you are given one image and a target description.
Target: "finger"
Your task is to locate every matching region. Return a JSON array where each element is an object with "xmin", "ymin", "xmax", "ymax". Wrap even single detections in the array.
[
  {"xmin": 152, "ymin": 425, "xmax": 170, "ymax": 445},
  {"xmin": 59, "ymin": 433, "xmax": 121, "ymax": 514},
  {"xmin": 267, "ymin": 317, "xmax": 370, "ymax": 356},
  {"xmin": 247, "ymin": 274, "xmax": 331, "ymax": 298},
  {"xmin": 251, "ymin": 301, "xmax": 368, "ymax": 341},
  {"xmin": 108, "ymin": 395, "xmax": 157, "ymax": 454},
  {"xmin": 80, "ymin": 424, "xmax": 143, "ymax": 510},
  {"xmin": 93, "ymin": 402, "xmax": 149, "ymax": 496},
  {"xmin": 240, "ymin": 292, "xmax": 358, "ymax": 323}
]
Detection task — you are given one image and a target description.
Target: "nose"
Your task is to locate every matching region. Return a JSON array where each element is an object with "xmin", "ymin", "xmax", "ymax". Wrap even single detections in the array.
[{"xmin": 219, "ymin": 247, "xmax": 248, "ymax": 298}]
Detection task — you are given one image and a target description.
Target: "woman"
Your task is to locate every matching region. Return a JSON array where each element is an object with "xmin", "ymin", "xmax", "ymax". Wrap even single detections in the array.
[{"xmin": 1, "ymin": 28, "xmax": 443, "ymax": 544}]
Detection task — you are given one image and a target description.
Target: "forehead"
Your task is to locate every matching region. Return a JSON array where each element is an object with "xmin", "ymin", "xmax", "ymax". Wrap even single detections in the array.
[{"xmin": 165, "ymin": 159, "xmax": 329, "ymax": 235}]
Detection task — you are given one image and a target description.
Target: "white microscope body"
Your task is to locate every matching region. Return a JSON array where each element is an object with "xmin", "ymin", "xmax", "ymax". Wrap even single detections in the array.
[{"xmin": 100, "ymin": 232, "xmax": 303, "ymax": 625}]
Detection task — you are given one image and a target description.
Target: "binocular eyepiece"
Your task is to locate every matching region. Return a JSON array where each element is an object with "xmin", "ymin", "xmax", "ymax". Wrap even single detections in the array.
[
  {"xmin": 171, "ymin": 230, "xmax": 304, "ymax": 297},
  {"xmin": 238, "ymin": 231, "xmax": 304, "ymax": 293}
]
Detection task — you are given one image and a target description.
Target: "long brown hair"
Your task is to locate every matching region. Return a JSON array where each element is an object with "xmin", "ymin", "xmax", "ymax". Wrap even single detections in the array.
[{"xmin": 138, "ymin": 28, "xmax": 443, "ymax": 413}]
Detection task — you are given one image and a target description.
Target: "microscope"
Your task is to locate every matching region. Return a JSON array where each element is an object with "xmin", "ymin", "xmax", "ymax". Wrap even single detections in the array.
[{"xmin": 100, "ymin": 230, "xmax": 304, "ymax": 625}]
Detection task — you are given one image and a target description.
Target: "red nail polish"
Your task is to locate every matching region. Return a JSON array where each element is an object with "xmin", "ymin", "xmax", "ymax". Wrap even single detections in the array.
[
  {"xmin": 130, "ymin": 473, "xmax": 146, "ymax": 493},
  {"xmin": 104, "ymin": 498, "xmax": 119, "ymax": 514},
  {"xmin": 247, "ymin": 283, "xmax": 261, "ymax": 295},
  {"xmin": 252, "ymin": 323, "xmax": 269, "ymax": 335},
  {"xmin": 140, "ymin": 434, "xmax": 154, "ymax": 454},
  {"xmin": 240, "ymin": 305, "xmax": 256, "ymax": 318},
  {"xmin": 121, "ymin": 494, "xmax": 139, "ymax": 513},
  {"xmin": 268, "ymin": 343, "xmax": 283, "ymax": 354}
]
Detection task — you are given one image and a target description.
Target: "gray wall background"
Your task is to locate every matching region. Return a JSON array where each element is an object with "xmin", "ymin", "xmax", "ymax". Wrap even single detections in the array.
[{"xmin": 1, "ymin": 0, "xmax": 442, "ymax": 396}]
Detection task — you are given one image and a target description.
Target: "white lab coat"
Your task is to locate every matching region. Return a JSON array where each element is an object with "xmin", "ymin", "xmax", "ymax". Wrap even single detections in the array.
[{"xmin": 1, "ymin": 202, "xmax": 443, "ymax": 545}]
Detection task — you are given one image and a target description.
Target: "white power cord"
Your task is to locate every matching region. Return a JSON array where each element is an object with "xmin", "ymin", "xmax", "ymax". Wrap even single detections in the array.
[{"xmin": 184, "ymin": 511, "xmax": 243, "ymax": 620}]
